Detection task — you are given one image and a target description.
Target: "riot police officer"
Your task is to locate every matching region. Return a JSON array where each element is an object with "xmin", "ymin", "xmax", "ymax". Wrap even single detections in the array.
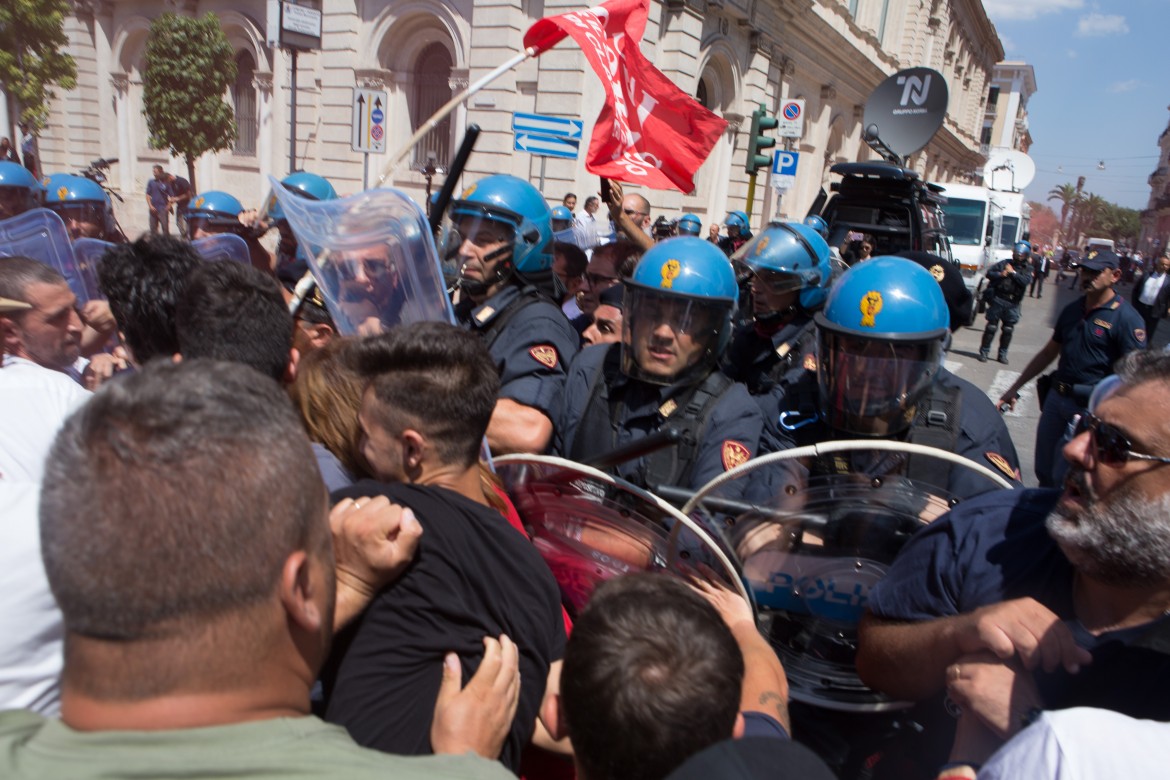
[
  {"xmin": 722, "ymin": 221, "xmax": 831, "ymax": 398},
  {"xmin": 43, "ymin": 174, "xmax": 124, "ymax": 242},
  {"xmin": 802, "ymin": 214, "xmax": 829, "ymax": 240},
  {"xmin": 979, "ymin": 240, "xmax": 1033, "ymax": 364},
  {"xmin": 553, "ymin": 237, "xmax": 763, "ymax": 496},
  {"xmin": 711, "ymin": 210, "xmax": 751, "ymax": 257},
  {"xmin": 774, "ymin": 256, "xmax": 1020, "ymax": 499},
  {"xmin": 0, "ymin": 161, "xmax": 43, "ymax": 221},
  {"xmin": 267, "ymin": 171, "xmax": 338, "ymax": 285},
  {"xmin": 446, "ymin": 174, "xmax": 579, "ymax": 454},
  {"xmin": 677, "ymin": 213, "xmax": 702, "ymax": 237}
]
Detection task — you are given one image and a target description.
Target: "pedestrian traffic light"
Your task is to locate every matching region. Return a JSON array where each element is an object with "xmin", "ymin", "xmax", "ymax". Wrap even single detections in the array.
[{"xmin": 745, "ymin": 104, "xmax": 778, "ymax": 175}]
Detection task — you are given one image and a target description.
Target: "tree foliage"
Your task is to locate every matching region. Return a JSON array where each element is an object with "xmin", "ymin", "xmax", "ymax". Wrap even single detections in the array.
[
  {"xmin": 143, "ymin": 13, "xmax": 237, "ymax": 188},
  {"xmin": 1045, "ymin": 182, "xmax": 1143, "ymax": 248},
  {"xmin": 0, "ymin": 0, "xmax": 78, "ymax": 130}
]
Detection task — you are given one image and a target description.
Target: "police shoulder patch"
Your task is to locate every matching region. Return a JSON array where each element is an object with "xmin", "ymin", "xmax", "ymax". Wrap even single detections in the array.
[
  {"xmin": 929, "ymin": 264, "xmax": 945, "ymax": 282},
  {"xmin": 722, "ymin": 440, "xmax": 751, "ymax": 471},
  {"xmin": 530, "ymin": 345, "xmax": 557, "ymax": 368},
  {"xmin": 1136, "ymin": 328, "xmax": 1147, "ymax": 343},
  {"xmin": 803, "ymin": 353, "xmax": 818, "ymax": 371},
  {"xmin": 985, "ymin": 452, "xmax": 1016, "ymax": 480}
]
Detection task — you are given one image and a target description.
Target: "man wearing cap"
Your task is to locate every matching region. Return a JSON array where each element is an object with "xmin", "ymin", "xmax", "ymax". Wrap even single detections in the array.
[
  {"xmin": 978, "ymin": 242, "xmax": 1034, "ymax": 364},
  {"xmin": 998, "ymin": 248, "xmax": 1146, "ymax": 488}
]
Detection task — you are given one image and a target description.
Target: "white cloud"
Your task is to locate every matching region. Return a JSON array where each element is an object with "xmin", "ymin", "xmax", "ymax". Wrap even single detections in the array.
[
  {"xmin": 1109, "ymin": 79, "xmax": 1139, "ymax": 93},
  {"xmin": 1076, "ymin": 13, "xmax": 1129, "ymax": 36},
  {"xmin": 982, "ymin": 0, "xmax": 1082, "ymax": 22}
]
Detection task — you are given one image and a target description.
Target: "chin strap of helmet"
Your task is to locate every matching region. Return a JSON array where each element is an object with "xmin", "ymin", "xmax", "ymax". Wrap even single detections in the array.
[{"xmin": 458, "ymin": 243, "xmax": 514, "ymax": 297}]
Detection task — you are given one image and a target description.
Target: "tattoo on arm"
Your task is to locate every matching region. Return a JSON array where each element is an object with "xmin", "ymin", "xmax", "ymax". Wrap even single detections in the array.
[{"xmin": 757, "ymin": 691, "xmax": 788, "ymax": 722}]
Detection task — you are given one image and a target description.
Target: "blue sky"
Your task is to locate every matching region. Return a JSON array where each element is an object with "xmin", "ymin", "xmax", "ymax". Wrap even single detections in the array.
[{"xmin": 982, "ymin": 0, "xmax": 1167, "ymax": 211}]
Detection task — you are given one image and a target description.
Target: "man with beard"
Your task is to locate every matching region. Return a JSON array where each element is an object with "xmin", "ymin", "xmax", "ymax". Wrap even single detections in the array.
[
  {"xmin": 856, "ymin": 349, "xmax": 1170, "ymax": 773},
  {"xmin": 997, "ymin": 248, "xmax": 1145, "ymax": 488}
]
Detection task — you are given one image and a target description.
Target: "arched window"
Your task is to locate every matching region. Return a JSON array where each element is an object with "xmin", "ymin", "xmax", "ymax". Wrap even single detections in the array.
[
  {"xmin": 232, "ymin": 51, "xmax": 257, "ymax": 156},
  {"xmin": 412, "ymin": 43, "xmax": 452, "ymax": 168},
  {"xmin": 696, "ymin": 78, "xmax": 710, "ymax": 109}
]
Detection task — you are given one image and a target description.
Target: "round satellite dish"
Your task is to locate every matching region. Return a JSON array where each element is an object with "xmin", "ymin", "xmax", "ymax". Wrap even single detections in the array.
[
  {"xmin": 983, "ymin": 150, "xmax": 1036, "ymax": 192},
  {"xmin": 862, "ymin": 68, "xmax": 949, "ymax": 159}
]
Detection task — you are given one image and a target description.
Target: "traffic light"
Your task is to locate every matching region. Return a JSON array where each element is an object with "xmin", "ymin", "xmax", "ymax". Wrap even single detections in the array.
[{"xmin": 745, "ymin": 103, "xmax": 778, "ymax": 175}]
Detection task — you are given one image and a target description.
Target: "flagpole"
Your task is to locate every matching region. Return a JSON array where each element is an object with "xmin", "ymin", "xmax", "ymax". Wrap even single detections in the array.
[{"xmin": 375, "ymin": 47, "xmax": 539, "ymax": 187}]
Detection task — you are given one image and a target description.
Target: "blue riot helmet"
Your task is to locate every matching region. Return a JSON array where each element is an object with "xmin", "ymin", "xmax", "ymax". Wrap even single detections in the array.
[
  {"xmin": 267, "ymin": 170, "xmax": 337, "ymax": 222},
  {"xmin": 43, "ymin": 174, "xmax": 115, "ymax": 240},
  {"xmin": 186, "ymin": 191, "xmax": 246, "ymax": 238},
  {"xmin": 622, "ymin": 236, "xmax": 738, "ymax": 385},
  {"xmin": 550, "ymin": 204, "xmax": 580, "ymax": 246},
  {"xmin": 725, "ymin": 210, "xmax": 749, "ymax": 233},
  {"xmin": 0, "ymin": 161, "xmax": 44, "ymax": 220},
  {"xmin": 814, "ymin": 256, "xmax": 950, "ymax": 436},
  {"xmin": 803, "ymin": 214, "xmax": 829, "ymax": 240},
  {"xmin": 445, "ymin": 174, "xmax": 553, "ymax": 295},
  {"xmin": 733, "ymin": 222, "xmax": 832, "ymax": 315},
  {"xmin": 677, "ymin": 213, "xmax": 702, "ymax": 237},
  {"xmin": 1012, "ymin": 240, "xmax": 1032, "ymax": 261}
]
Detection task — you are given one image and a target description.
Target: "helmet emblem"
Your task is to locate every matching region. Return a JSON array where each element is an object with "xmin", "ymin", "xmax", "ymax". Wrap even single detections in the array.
[
  {"xmin": 57, "ymin": 186, "xmax": 68, "ymax": 200},
  {"xmin": 195, "ymin": 196, "xmax": 205, "ymax": 208},
  {"xmin": 42, "ymin": 177, "xmax": 51, "ymax": 187},
  {"xmin": 462, "ymin": 184, "xmax": 477, "ymax": 198},
  {"xmin": 1088, "ymin": 251, "xmax": 1097, "ymax": 260},
  {"xmin": 859, "ymin": 290, "xmax": 883, "ymax": 327},
  {"xmin": 929, "ymin": 264, "xmax": 945, "ymax": 282},
  {"xmin": 660, "ymin": 259, "xmax": 681, "ymax": 289},
  {"xmin": 753, "ymin": 236, "xmax": 770, "ymax": 256}
]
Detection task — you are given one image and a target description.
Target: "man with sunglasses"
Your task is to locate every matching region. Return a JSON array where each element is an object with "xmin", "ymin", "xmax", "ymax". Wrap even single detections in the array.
[
  {"xmin": 996, "ymin": 248, "xmax": 1146, "ymax": 488},
  {"xmin": 857, "ymin": 349, "xmax": 1170, "ymax": 773}
]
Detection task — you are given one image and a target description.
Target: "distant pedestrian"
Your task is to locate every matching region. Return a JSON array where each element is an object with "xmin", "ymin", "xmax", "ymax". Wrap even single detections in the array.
[
  {"xmin": 18, "ymin": 124, "xmax": 38, "ymax": 180},
  {"xmin": 979, "ymin": 241, "xmax": 1033, "ymax": 364},
  {"xmin": 146, "ymin": 165, "xmax": 172, "ymax": 235},
  {"xmin": 166, "ymin": 172, "xmax": 192, "ymax": 238},
  {"xmin": 1028, "ymin": 250, "xmax": 1049, "ymax": 298},
  {"xmin": 0, "ymin": 138, "xmax": 18, "ymax": 164},
  {"xmin": 1133, "ymin": 253, "xmax": 1170, "ymax": 340}
]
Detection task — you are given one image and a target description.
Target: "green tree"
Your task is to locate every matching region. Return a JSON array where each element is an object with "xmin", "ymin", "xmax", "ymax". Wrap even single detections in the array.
[
  {"xmin": 0, "ymin": 0, "xmax": 78, "ymax": 129},
  {"xmin": 1046, "ymin": 183, "xmax": 1080, "ymax": 235},
  {"xmin": 143, "ymin": 12, "xmax": 236, "ymax": 189},
  {"xmin": 1099, "ymin": 203, "xmax": 1141, "ymax": 246}
]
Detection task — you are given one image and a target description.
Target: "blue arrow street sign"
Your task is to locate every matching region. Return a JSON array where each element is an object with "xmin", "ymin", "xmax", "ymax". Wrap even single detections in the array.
[
  {"xmin": 512, "ymin": 112, "xmax": 583, "ymax": 140},
  {"xmin": 514, "ymin": 132, "xmax": 580, "ymax": 160}
]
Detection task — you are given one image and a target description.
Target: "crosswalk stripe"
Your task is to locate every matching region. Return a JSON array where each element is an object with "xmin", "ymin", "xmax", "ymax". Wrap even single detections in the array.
[{"xmin": 988, "ymin": 369, "xmax": 1034, "ymax": 417}]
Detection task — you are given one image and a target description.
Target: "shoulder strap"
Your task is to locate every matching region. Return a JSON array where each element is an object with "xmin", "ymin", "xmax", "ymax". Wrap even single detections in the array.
[
  {"xmin": 480, "ymin": 285, "xmax": 545, "ymax": 349},
  {"xmin": 642, "ymin": 370, "xmax": 735, "ymax": 491},
  {"xmin": 903, "ymin": 380, "xmax": 963, "ymax": 492}
]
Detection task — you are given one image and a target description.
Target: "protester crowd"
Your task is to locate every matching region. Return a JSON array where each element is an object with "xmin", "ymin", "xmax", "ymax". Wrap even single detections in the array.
[{"xmin": 1, "ymin": 161, "xmax": 1168, "ymax": 780}]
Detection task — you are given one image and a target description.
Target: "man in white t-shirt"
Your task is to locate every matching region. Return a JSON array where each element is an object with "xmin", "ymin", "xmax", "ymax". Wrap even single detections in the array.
[{"xmin": 0, "ymin": 282, "xmax": 90, "ymax": 716}]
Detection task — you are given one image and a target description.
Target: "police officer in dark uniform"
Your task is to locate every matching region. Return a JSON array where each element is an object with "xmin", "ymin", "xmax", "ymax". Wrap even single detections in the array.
[
  {"xmin": 446, "ymin": 174, "xmax": 579, "ymax": 455},
  {"xmin": 978, "ymin": 241, "xmax": 1033, "ymax": 364},
  {"xmin": 998, "ymin": 248, "xmax": 1147, "ymax": 487},
  {"xmin": 774, "ymin": 256, "xmax": 1021, "ymax": 499},
  {"xmin": 722, "ymin": 221, "xmax": 831, "ymax": 399},
  {"xmin": 552, "ymin": 237, "xmax": 764, "ymax": 497}
]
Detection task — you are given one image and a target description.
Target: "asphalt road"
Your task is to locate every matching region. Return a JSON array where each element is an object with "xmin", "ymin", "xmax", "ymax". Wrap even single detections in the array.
[{"xmin": 945, "ymin": 271, "xmax": 1162, "ymax": 488}]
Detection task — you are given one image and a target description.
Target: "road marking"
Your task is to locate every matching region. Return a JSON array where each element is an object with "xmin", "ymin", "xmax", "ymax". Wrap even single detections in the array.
[
  {"xmin": 988, "ymin": 369, "xmax": 1034, "ymax": 417},
  {"xmin": 944, "ymin": 359, "xmax": 963, "ymax": 375}
]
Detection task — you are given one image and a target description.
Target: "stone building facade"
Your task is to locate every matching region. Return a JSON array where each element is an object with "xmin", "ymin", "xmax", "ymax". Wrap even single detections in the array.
[
  {"xmin": 10, "ymin": 0, "xmax": 1004, "ymax": 236},
  {"xmin": 1140, "ymin": 107, "xmax": 1170, "ymax": 257}
]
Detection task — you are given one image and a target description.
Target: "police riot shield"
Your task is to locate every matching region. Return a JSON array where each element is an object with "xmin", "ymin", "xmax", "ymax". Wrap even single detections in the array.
[
  {"xmin": 493, "ymin": 454, "xmax": 750, "ymax": 616},
  {"xmin": 190, "ymin": 234, "xmax": 252, "ymax": 265},
  {"xmin": 0, "ymin": 209, "xmax": 101, "ymax": 304},
  {"xmin": 268, "ymin": 178, "xmax": 454, "ymax": 335},
  {"xmin": 684, "ymin": 441, "xmax": 1014, "ymax": 713}
]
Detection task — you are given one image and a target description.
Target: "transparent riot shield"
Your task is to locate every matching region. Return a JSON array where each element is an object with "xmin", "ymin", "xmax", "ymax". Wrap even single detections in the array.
[
  {"xmin": 268, "ymin": 178, "xmax": 454, "ymax": 335},
  {"xmin": 493, "ymin": 454, "xmax": 750, "ymax": 616},
  {"xmin": 190, "ymin": 234, "xmax": 252, "ymax": 265},
  {"xmin": 684, "ymin": 441, "xmax": 1014, "ymax": 713},
  {"xmin": 0, "ymin": 209, "xmax": 101, "ymax": 304}
]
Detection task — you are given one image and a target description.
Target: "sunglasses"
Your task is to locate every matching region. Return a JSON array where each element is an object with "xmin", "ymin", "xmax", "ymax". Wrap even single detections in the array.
[{"xmin": 1073, "ymin": 412, "xmax": 1170, "ymax": 466}]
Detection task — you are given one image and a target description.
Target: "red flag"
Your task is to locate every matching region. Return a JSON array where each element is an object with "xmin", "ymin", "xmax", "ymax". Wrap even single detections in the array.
[{"xmin": 524, "ymin": 0, "xmax": 728, "ymax": 193}]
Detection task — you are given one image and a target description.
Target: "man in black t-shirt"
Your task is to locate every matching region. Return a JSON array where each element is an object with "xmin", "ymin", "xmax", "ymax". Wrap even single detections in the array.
[
  {"xmin": 165, "ymin": 173, "xmax": 192, "ymax": 238},
  {"xmin": 321, "ymin": 322, "xmax": 566, "ymax": 772}
]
